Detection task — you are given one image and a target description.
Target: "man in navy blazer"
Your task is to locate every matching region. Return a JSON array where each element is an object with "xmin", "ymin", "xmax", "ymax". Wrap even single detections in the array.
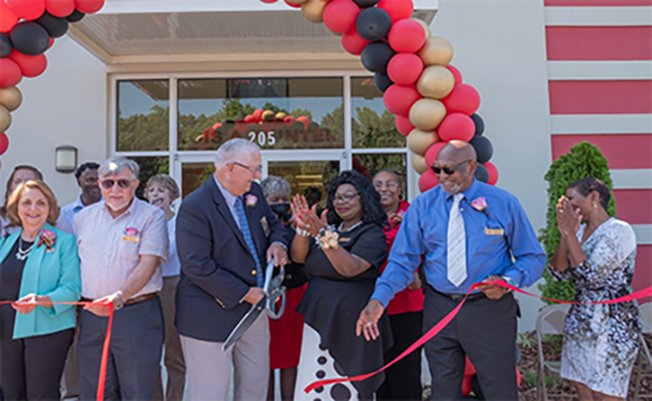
[{"xmin": 176, "ymin": 138, "xmax": 288, "ymax": 401}]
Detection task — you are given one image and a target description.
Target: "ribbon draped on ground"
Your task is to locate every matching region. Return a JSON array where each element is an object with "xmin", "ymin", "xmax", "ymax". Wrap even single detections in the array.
[
  {"xmin": 305, "ymin": 280, "xmax": 652, "ymax": 394},
  {"xmin": 0, "ymin": 300, "xmax": 113, "ymax": 401}
]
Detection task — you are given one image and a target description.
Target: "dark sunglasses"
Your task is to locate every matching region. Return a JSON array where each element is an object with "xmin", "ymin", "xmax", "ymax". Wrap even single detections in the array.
[
  {"xmin": 431, "ymin": 160, "xmax": 472, "ymax": 176},
  {"xmin": 100, "ymin": 178, "xmax": 133, "ymax": 190}
]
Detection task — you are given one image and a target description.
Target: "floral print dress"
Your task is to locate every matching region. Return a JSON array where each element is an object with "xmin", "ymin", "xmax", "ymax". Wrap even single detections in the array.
[{"xmin": 548, "ymin": 217, "xmax": 641, "ymax": 398}]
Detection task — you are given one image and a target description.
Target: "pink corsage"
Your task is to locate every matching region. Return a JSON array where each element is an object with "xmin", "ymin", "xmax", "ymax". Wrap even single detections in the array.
[
  {"xmin": 245, "ymin": 194, "xmax": 257, "ymax": 208},
  {"xmin": 125, "ymin": 227, "xmax": 139, "ymax": 237},
  {"xmin": 37, "ymin": 229, "xmax": 56, "ymax": 252},
  {"xmin": 471, "ymin": 196, "xmax": 489, "ymax": 216}
]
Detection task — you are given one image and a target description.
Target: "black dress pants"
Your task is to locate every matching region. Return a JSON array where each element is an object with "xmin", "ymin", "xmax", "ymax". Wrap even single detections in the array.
[
  {"xmin": 0, "ymin": 327, "xmax": 74, "ymax": 401},
  {"xmin": 377, "ymin": 311, "xmax": 423, "ymax": 401},
  {"xmin": 423, "ymin": 285, "xmax": 518, "ymax": 401}
]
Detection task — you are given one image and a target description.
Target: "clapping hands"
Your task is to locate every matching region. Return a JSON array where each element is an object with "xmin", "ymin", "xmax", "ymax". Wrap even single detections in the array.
[
  {"xmin": 556, "ymin": 196, "xmax": 581, "ymax": 236},
  {"xmin": 290, "ymin": 194, "xmax": 327, "ymax": 237}
]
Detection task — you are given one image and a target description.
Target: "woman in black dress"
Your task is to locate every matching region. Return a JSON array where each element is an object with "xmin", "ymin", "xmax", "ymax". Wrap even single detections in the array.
[{"xmin": 291, "ymin": 170, "xmax": 392, "ymax": 401}]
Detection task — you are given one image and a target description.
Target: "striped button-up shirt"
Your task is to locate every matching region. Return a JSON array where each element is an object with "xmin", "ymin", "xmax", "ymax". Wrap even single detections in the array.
[{"xmin": 73, "ymin": 198, "xmax": 168, "ymax": 299}]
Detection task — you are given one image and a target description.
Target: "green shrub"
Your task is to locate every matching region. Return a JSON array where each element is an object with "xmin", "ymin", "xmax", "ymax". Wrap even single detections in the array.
[{"xmin": 538, "ymin": 142, "xmax": 616, "ymax": 303}]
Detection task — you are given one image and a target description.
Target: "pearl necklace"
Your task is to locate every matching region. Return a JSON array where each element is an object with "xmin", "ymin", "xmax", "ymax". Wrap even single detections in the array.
[
  {"xmin": 338, "ymin": 221, "xmax": 362, "ymax": 233},
  {"xmin": 15, "ymin": 238, "xmax": 34, "ymax": 261}
]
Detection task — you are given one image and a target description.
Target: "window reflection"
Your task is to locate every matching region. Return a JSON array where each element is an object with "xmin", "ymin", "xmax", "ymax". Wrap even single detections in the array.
[
  {"xmin": 267, "ymin": 160, "xmax": 340, "ymax": 210},
  {"xmin": 181, "ymin": 162, "xmax": 215, "ymax": 198},
  {"xmin": 178, "ymin": 78, "xmax": 344, "ymax": 151},
  {"xmin": 351, "ymin": 77, "xmax": 405, "ymax": 149},
  {"xmin": 129, "ymin": 156, "xmax": 170, "ymax": 200},
  {"xmin": 117, "ymin": 80, "xmax": 170, "ymax": 152},
  {"xmin": 353, "ymin": 153, "xmax": 407, "ymax": 194}
]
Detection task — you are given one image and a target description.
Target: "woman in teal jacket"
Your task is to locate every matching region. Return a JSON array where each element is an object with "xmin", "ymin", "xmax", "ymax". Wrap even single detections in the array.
[{"xmin": 0, "ymin": 179, "xmax": 80, "ymax": 401}]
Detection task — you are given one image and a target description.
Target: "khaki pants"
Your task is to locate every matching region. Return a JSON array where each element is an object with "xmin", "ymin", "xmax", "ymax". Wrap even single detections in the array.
[{"xmin": 155, "ymin": 275, "xmax": 186, "ymax": 401}]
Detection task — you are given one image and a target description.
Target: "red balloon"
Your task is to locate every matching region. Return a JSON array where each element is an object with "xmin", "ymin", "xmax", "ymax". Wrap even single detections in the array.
[
  {"xmin": 296, "ymin": 116, "xmax": 310, "ymax": 128},
  {"xmin": 252, "ymin": 109, "xmax": 264, "ymax": 121},
  {"xmin": 284, "ymin": 0, "xmax": 302, "ymax": 8},
  {"xmin": 8, "ymin": 50, "xmax": 47, "ymax": 78},
  {"xmin": 74, "ymin": 0, "xmax": 104, "ymax": 14},
  {"xmin": 484, "ymin": 161, "xmax": 498, "ymax": 185},
  {"xmin": 424, "ymin": 142, "xmax": 445, "ymax": 167},
  {"xmin": 387, "ymin": 53, "xmax": 423, "ymax": 86},
  {"xmin": 394, "ymin": 115, "xmax": 413, "ymax": 136},
  {"xmin": 46, "ymin": 0, "xmax": 75, "ymax": 17},
  {"xmin": 388, "ymin": 19, "xmax": 425, "ymax": 53},
  {"xmin": 437, "ymin": 113, "xmax": 474, "ymax": 142},
  {"xmin": 203, "ymin": 127, "xmax": 215, "ymax": 139},
  {"xmin": 6, "ymin": 0, "xmax": 45, "ymax": 21},
  {"xmin": 0, "ymin": 59, "xmax": 22, "ymax": 87},
  {"xmin": 341, "ymin": 30, "xmax": 370, "ymax": 56},
  {"xmin": 441, "ymin": 83, "xmax": 480, "ymax": 116},
  {"xmin": 284, "ymin": 115, "xmax": 296, "ymax": 124},
  {"xmin": 0, "ymin": 133, "xmax": 8, "ymax": 156},
  {"xmin": 418, "ymin": 169, "xmax": 439, "ymax": 193},
  {"xmin": 383, "ymin": 84, "xmax": 421, "ymax": 118},
  {"xmin": 244, "ymin": 115, "xmax": 256, "ymax": 124},
  {"xmin": 0, "ymin": 2, "xmax": 18, "ymax": 33},
  {"xmin": 446, "ymin": 64, "xmax": 462, "ymax": 84},
  {"xmin": 377, "ymin": 0, "xmax": 414, "ymax": 24},
  {"xmin": 48, "ymin": 37, "xmax": 55, "ymax": 49},
  {"xmin": 212, "ymin": 122, "xmax": 222, "ymax": 130},
  {"xmin": 323, "ymin": 0, "xmax": 360, "ymax": 34}
]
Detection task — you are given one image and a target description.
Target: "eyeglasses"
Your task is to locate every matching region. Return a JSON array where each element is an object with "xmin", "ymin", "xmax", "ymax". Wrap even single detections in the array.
[
  {"xmin": 100, "ymin": 178, "xmax": 133, "ymax": 190},
  {"xmin": 431, "ymin": 160, "xmax": 472, "ymax": 176},
  {"xmin": 333, "ymin": 192, "xmax": 360, "ymax": 203},
  {"xmin": 230, "ymin": 161, "xmax": 262, "ymax": 175},
  {"xmin": 373, "ymin": 181, "xmax": 399, "ymax": 190}
]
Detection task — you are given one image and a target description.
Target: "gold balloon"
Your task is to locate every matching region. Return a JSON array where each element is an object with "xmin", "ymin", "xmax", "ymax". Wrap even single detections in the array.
[
  {"xmin": 416, "ymin": 66, "xmax": 455, "ymax": 99},
  {"xmin": 262, "ymin": 110, "xmax": 275, "ymax": 121},
  {"xmin": 0, "ymin": 87, "xmax": 22, "ymax": 112},
  {"xmin": 412, "ymin": 154, "xmax": 429, "ymax": 174},
  {"xmin": 301, "ymin": 0, "xmax": 329, "ymax": 23},
  {"xmin": 275, "ymin": 112, "xmax": 286, "ymax": 119},
  {"xmin": 409, "ymin": 98, "xmax": 446, "ymax": 132},
  {"xmin": 407, "ymin": 128, "xmax": 438, "ymax": 156},
  {"xmin": 411, "ymin": 18, "xmax": 431, "ymax": 41},
  {"xmin": 286, "ymin": 0, "xmax": 308, "ymax": 4},
  {"xmin": 0, "ymin": 105, "xmax": 12, "ymax": 133},
  {"xmin": 418, "ymin": 36, "xmax": 454, "ymax": 67}
]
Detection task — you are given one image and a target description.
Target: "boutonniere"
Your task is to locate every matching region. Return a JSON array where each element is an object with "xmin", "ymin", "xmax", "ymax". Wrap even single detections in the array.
[
  {"xmin": 471, "ymin": 196, "xmax": 489, "ymax": 218},
  {"xmin": 37, "ymin": 229, "xmax": 56, "ymax": 253},
  {"xmin": 245, "ymin": 194, "xmax": 257, "ymax": 208},
  {"xmin": 122, "ymin": 227, "xmax": 140, "ymax": 242}
]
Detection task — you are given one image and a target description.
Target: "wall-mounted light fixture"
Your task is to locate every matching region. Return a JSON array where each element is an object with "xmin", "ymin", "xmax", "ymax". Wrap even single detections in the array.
[{"xmin": 55, "ymin": 145, "xmax": 78, "ymax": 173}]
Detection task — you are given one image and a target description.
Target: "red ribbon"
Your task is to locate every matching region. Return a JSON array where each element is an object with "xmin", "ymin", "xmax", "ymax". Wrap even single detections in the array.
[
  {"xmin": 304, "ymin": 280, "xmax": 652, "ymax": 394},
  {"xmin": 1, "ymin": 300, "xmax": 114, "ymax": 401}
]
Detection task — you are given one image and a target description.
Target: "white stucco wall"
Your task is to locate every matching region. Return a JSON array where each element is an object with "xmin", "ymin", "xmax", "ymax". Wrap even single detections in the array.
[
  {"xmin": 426, "ymin": 0, "xmax": 552, "ymax": 332},
  {"xmin": 0, "ymin": 36, "xmax": 108, "ymax": 207}
]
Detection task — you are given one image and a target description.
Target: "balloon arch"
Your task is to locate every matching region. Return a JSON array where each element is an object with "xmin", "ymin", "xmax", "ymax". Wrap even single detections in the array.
[{"xmin": 0, "ymin": 0, "xmax": 499, "ymax": 189}]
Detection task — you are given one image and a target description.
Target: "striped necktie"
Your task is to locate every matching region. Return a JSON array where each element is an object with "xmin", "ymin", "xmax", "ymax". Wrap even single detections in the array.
[
  {"xmin": 235, "ymin": 197, "xmax": 264, "ymax": 287},
  {"xmin": 447, "ymin": 193, "xmax": 467, "ymax": 287}
]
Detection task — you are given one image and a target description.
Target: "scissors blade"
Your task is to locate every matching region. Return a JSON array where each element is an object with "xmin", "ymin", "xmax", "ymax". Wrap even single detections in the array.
[{"xmin": 222, "ymin": 299, "xmax": 265, "ymax": 351}]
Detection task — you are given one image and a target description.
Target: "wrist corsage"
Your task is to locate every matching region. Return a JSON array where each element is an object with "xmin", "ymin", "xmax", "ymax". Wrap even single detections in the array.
[{"xmin": 314, "ymin": 226, "xmax": 339, "ymax": 250}]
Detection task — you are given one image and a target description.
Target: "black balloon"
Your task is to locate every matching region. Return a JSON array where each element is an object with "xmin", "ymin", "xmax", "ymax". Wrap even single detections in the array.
[
  {"xmin": 470, "ymin": 135, "xmax": 493, "ymax": 164},
  {"xmin": 470, "ymin": 113, "xmax": 484, "ymax": 136},
  {"xmin": 353, "ymin": 0, "xmax": 380, "ymax": 6},
  {"xmin": 37, "ymin": 12, "xmax": 69, "ymax": 38},
  {"xmin": 66, "ymin": 10, "xmax": 86, "ymax": 23},
  {"xmin": 10, "ymin": 22, "xmax": 50, "ymax": 56},
  {"xmin": 0, "ymin": 33, "xmax": 12, "ymax": 58},
  {"xmin": 356, "ymin": 8, "xmax": 391, "ymax": 42},
  {"xmin": 374, "ymin": 72, "xmax": 392, "ymax": 92},
  {"xmin": 475, "ymin": 163, "xmax": 489, "ymax": 183},
  {"xmin": 360, "ymin": 42, "xmax": 395, "ymax": 73}
]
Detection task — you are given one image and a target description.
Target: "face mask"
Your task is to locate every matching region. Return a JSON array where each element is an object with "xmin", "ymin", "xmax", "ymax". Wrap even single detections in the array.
[{"xmin": 270, "ymin": 203, "xmax": 291, "ymax": 222}]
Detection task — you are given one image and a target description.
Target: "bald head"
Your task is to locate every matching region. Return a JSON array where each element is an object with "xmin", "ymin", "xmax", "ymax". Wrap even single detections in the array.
[{"xmin": 437, "ymin": 140, "xmax": 477, "ymax": 163}]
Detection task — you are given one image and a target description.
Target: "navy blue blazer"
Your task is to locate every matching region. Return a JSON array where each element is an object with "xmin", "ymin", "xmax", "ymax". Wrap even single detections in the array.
[{"xmin": 175, "ymin": 177, "xmax": 287, "ymax": 342}]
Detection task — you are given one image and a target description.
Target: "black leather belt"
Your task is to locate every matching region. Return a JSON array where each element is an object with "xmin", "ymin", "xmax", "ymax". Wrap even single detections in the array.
[{"xmin": 432, "ymin": 287, "xmax": 486, "ymax": 302}]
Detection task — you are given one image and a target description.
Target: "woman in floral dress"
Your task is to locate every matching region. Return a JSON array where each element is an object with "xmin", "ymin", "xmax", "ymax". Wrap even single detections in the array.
[{"xmin": 549, "ymin": 177, "xmax": 640, "ymax": 400}]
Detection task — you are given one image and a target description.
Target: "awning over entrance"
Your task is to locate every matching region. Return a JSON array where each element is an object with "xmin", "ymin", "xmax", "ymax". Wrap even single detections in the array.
[{"xmin": 68, "ymin": 0, "xmax": 438, "ymax": 67}]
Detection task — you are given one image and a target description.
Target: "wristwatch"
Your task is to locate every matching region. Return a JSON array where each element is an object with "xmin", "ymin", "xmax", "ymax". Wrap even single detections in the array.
[
  {"xmin": 115, "ymin": 291, "xmax": 124, "ymax": 310},
  {"xmin": 501, "ymin": 276, "xmax": 516, "ymax": 292}
]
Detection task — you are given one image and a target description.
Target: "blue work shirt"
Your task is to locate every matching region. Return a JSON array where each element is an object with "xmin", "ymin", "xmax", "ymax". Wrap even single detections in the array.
[{"xmin": 371, "ymin": 179, "xmax": 546, "ymax": 307}]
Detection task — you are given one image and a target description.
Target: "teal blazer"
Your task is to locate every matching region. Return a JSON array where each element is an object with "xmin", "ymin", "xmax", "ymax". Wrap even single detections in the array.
[{"xmin": 0, "ymin": 224, "xmax": 81, "ymax": 339}]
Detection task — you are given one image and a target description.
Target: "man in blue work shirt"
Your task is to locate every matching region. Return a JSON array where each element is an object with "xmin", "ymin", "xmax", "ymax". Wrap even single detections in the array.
[{"xmin": 357, "ymin": 140, "xmax": 546, "ymax": 400}]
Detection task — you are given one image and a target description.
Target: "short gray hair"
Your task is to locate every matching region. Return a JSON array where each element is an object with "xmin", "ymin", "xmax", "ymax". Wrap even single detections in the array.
[
  {"xmin": 214, "ymin": 138, "xmax": 260, "ymax": 167},
  {"xmin": 261, "ymin": 175, "xmax": 291, "ymax": 197},
  {"xmin": 98, "ymin": 157, "xmax": 140, "ymax": 180}
]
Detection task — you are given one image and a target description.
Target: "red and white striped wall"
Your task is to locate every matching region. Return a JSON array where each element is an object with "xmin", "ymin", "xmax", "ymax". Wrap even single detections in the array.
[{"xmin": 544, "ymin": 0, "xmax": 652, "ymax": 298}]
